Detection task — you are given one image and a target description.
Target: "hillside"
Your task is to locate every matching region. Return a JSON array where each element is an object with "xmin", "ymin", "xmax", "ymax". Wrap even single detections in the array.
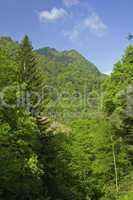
[
  {"xmin": 36, "ymin": 47, "xmax": 105, "ymax": 121},
  {"xmin": 0, "ymin": 35, "xmax": 133, "ymax": 200},
  {"xmin": 0, "ymin": 37, "xmax": 106, "ymax": 122},
  {"xmin": 36, "ymin": 47, "xmax": 100, "ymax": 74}
]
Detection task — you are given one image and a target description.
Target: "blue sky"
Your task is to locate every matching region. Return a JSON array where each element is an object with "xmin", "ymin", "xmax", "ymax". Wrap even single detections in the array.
[{"xmin": 0, "ymin": 0, "xmax": 132, "ymax": 73}]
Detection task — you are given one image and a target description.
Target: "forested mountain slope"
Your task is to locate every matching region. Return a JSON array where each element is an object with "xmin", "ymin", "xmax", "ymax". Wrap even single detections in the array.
[
  {"xmin": 0, "ymin": 35, "xmax": 133, "ymax": 200},
  {"xmin": 36, "ymin": 47, "xmax": 105, "ymax": 121},
  {"xmin": 36, "ymin": 47, "xmax": 100, "ymax": 74},
  {"xmin": 0, "ymin": 37, "xmax": 105, "ymax": 121}
]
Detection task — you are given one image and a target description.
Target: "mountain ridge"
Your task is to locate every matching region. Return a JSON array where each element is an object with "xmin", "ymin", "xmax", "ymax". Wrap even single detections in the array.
[
  {"xmin": 0, "ymin": 36, "xmax": 105, "ymax": 121},
  {"xmin": 36, "ymin": 47, "xmax": 101, "ymax": 75}
]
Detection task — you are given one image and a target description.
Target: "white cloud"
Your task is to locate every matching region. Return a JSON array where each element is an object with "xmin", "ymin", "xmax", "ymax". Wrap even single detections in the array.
[
  {"xmin": 64, "ymin": 28, "xmax": 79, "ymax": 41},
  {"xmin": 39, "ymin": 7, "xmax": 67, "ymax": 22},
  {"xmin": 64, "ymin": 12, "xmax": 107, "ymax": 42},
  {"xmin": 63, "ymin": 0, "xmax": 80, "ymax": 6},
  {"xmin": 84, "ymin": 13, "xmax": 107, "ymax": 36},
  {"xmin": 63, "ymin": 24, "xmax": 82, "ymax": 42}
]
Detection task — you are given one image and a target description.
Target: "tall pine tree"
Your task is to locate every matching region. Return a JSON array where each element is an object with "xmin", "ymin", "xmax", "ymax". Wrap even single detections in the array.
[{"xmin": 17, "ymin": 35, "xmax": 46, "ymax": 116}]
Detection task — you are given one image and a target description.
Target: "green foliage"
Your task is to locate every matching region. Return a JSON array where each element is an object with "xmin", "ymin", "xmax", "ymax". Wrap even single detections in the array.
[
  {"xmin": 36, "ymin": 47, "xmax": 104, "ymax": 121},
  {"xmin": 0, "ymin": 115, "xmax": 46, "ymax": 200},
  {"xmin": 0, "ymin": 36, "xmax": 133, "ymax": 200},
  {"xmin": 0, "ymin": 36, "xmax": 49, "ymax": 200},
  {"xmin": 17, "ymin": 35, "xmax": 46, "ymax": 116},
  {"xmin": 102, "ymin": 45, "xmax": 133, "ymax": 198}
]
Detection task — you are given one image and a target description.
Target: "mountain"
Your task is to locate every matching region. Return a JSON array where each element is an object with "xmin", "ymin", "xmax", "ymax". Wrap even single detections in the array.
[
  {"xmin": 36, "ymin": 47, "xmax": 100, "ymax": 74},
  {"xmin": 0, "ymin": 37, "xmax": 105, "ymax": 122},
  {"xmin": 0, "ymin": 35, "xmax": 133, "ymax": 200},
  {"xmin": 36, "ymin": 47, "xmax": 105, "ymax": 122}
]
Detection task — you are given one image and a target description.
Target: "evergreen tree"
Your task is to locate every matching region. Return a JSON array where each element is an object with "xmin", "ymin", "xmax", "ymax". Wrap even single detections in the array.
[{"xmin": 17, "ymin": 35, "xmax": 46, "ymax": 116}]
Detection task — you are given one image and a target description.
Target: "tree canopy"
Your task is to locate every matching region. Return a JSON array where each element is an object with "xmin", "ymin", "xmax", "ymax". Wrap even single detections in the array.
[{"xmin": 0, "ymin": 36, "xmax": 133, "ymax": 200}]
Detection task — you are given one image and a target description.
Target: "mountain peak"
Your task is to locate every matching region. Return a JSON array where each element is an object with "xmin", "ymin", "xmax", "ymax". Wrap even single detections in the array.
[
  {"xmin": 36, "ymin": 47, "xmax": 58, "ymax": 56},
  {"xmin": 36, "ymin": 46, "xmax": 101, "ymax": 75}
]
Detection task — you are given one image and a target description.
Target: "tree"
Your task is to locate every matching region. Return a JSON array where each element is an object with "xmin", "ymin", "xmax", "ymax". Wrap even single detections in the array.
[
  {"xmin": 0, "ymin": 36, "xmax": 50, "ymax": 200},
  {"xmin": 17, "ymin": 35, "xmax": 46, "ymax": 116},
  {"xmin": 102, "ymin": 45, "xmax": 133, "ymax": 198}
]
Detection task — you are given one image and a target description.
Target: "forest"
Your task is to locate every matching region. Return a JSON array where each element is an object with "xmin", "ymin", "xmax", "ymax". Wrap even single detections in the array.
[{"xmin": 0, "ymin": 35, "xmax": 133, "ymax": 200}]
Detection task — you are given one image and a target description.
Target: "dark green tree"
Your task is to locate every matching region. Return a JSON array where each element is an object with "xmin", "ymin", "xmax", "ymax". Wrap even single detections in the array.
[{"xmin": 17, "ymin": 35, "xmax": 46, "ymax": 116}]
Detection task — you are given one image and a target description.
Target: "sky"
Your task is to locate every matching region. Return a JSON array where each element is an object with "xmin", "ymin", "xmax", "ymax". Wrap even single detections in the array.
[{"xmin": 0, "ymin": 0, "xmax": 132, "ymax": 74}]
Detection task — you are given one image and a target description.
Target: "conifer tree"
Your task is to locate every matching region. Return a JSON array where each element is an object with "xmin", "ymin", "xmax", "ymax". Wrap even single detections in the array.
[{"xmin": 17, "ymin": 35, "xmax": 45, "ymax": 116}]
